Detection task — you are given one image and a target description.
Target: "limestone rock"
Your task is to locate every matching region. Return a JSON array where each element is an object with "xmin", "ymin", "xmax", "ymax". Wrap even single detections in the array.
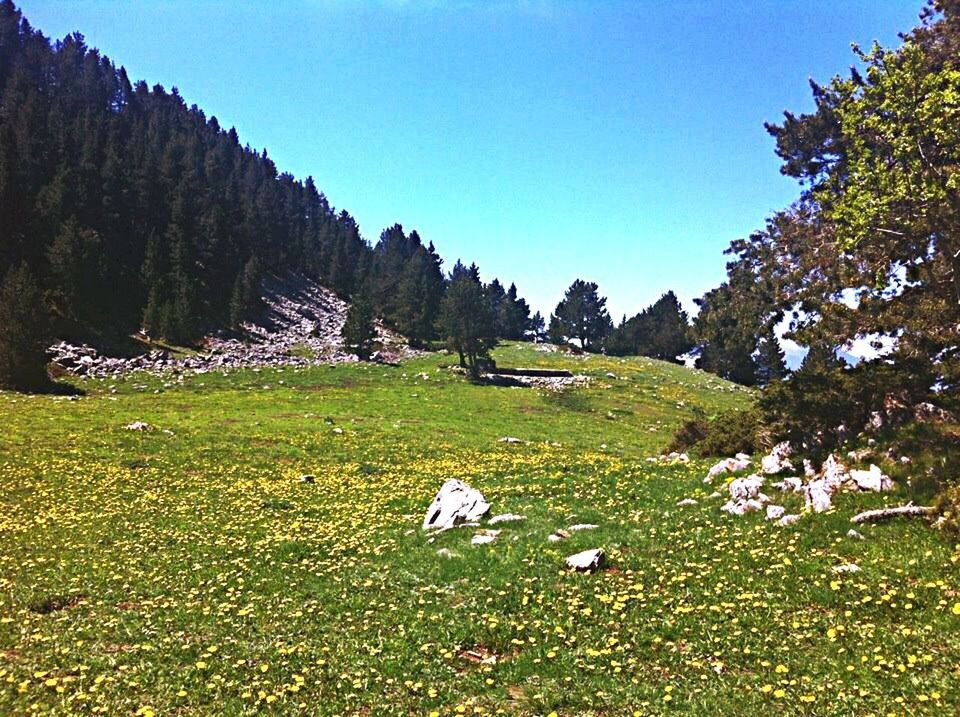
[
  {"xmin": 729, "ymin": 474, "xmax": 765, "ymax": 502},
  {"xmin": 803, "ymin": 479, "xmax": 834, "ymax": 513},
  {"xmin": 765, "ymin": 505, "xmax": 786, "ymax": 521},
  {"xmin": 568, "ymin": 523, "xmax": 598, "ymax": 532},
  {"xmin": 422, "ymin": 480, "xmax": 491, "ymax": 531},
  {"xmin": 677, "ymin": 498, "xmax": 698, "ymax": 507},
  {"xmin": 565, "ymin": 548, "xmax": 606, "ymax": 573},
  {"xmin": 777, "ymin": 513, "xmax": 801, "ymax": 527},
  {"xmin": 705, "ymin": 455, "xmax": 751, "ymax": 483},
  {"xmin": 772, "ymin": 477, "xmax": 803, "ymax": 494},
  {"xmin": 471, "ymin": 529, "xmax": 501, "ymax": 546},
  {"xmin": 849, "ymin": 464, "xmax": 894, "ymax": 492},
  {"xmin": 760, "ymin": 442, "xmax": 793, "ymax": 475}
]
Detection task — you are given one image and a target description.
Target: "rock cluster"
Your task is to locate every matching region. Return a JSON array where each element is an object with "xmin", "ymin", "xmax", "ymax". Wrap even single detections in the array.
[
  {"xmin": 706, "ymin": 447, "xmax": 896, "ymax": 523},
  {"xmin": 48, "ymin": 274, "xmax": 420, "ymax": 379}
]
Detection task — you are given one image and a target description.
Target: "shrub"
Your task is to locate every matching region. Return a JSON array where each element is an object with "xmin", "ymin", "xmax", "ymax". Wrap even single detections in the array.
[
  {"xmin": 668, "ymin": 407, "xmax": 762, "ymax": 458},
  {"xmin": 934, "ymin": 484, "xmax": 960, "ymax": 538}
]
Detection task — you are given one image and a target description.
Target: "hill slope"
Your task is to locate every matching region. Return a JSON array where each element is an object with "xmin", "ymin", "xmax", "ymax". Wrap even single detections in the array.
[{"xmin": 0, "ymin": 344, "xmax": 957, "ymax": 715}]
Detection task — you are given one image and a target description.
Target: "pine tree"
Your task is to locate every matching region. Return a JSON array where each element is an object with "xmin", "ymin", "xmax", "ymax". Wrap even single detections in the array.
[
  {"xmin": 549, "ymin": 279, "xmax": 612, "ymax": 352},
  {"xmin": 0, "ymin": 263, "xmax": 50, "ymax": 389},
  {"xmin": 755, "ymin": 329, "xmax": 788, "ymax": 385},
  {"xmin": 341, "ymin": 290, "xmax": 377, "ymax": 360},
  {"xmin": 438, "ymin": 273, "xmax": 496, "ymax": 379}
]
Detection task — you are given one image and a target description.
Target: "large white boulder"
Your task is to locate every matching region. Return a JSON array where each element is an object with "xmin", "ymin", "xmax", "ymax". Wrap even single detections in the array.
[
  {"xmin": 760, "ymin": 442, "xmax": 794, "ymax": 475},
  {"xmin": 849, "ymin": 464, "xmax": 894, "ymax": 492},
  {"xmin": 729, "ymin": 474, "xmax": 765, "ymax": 502},
  {"xmin": 565, "ymin": 548, "xmax": 606, "ymax": 572},
  {"xmin": 803, "ymin": 479, "xmax": 834, "ymax": 513},
  {"xmin": 422, "ymin": 479, "xmax": 491, "ymax": 530}
]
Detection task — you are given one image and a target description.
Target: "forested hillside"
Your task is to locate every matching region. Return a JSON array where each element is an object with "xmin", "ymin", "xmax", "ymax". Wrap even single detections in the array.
[{"xmin": 0, "ymin": 0, "xmax": 531, "ymax": 365}]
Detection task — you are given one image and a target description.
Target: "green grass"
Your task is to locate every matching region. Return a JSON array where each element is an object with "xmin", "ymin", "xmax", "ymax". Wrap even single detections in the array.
[{"xmin": 0, "ymin": 343, "xmax": 957, "ymax": 716}]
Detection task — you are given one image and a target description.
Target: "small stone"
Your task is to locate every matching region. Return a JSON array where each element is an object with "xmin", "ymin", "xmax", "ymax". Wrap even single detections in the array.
[
  {"xmin": 565, "ymin": 548, "xmax": 606, "ymax": 573},
  {"xmin": 765, "ymin": 505, "xmax": 786, "ymax": 521},
  {"xmin": 488, "ymin": 513, "xmax": 525, "ymax": 525},
  {"xmin": 547, "ymin": 528, "xmax": 571, "ymax": 542},
  {"xmin": 124, "ymin": 421, "xmax": 152, "ymax": 431},
  {"xmin": 846, "ymin": 529, "xmax": 865, "ymax": 540},
  {"xmin": 497, "ymin": 436, "xmax": 522, "ymax": 444},
  {"xmin": 299, "ymin": 474, "xmax": 316, "ymax": 484},
  {"xmin": 777, "ymin": 514, "xmax": 801, "ymax": 527},
  {"xmin": 568, "ymin": 523, "xmax": 598, "ymax": 531},
  {"xmin": 832, "ymin": 563, "xmax": 861, "ymax": 573},
  {"xmin": 436, "ymin": 548, "xmax": 459, "ymax": 558},
  {"xmin": 676, "ymin": 498, "xmax": 698, "ymax": 507}
]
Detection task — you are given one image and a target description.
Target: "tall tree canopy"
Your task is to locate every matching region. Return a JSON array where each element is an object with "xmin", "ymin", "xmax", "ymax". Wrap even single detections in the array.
[
  {"xmin": 549, "ymin": 279, "xmax": 612, "ymax": 352},
  {"xmin": 0, "ymin": 0, "xmax": 535, "ymax": 385},
  {"xmin": 606, "ymin": 291, "xmax": 693, "ymax": 362},
  {"xmin": 695, "ymin": 0, "xmax": 960, "ymax": 449}
]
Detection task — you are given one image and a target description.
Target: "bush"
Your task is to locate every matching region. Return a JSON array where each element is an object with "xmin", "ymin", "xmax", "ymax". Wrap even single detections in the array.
[
  {"xmin": 935, "ymin": 484, "xmax": 960, "ymax": 537},
  {"xmin": 668, "ymin": 407, "xmax": 762, "ymax": 458},
  {"xmin": 666, "ymin": 414, "xmax": 708, "ymax": 454}
]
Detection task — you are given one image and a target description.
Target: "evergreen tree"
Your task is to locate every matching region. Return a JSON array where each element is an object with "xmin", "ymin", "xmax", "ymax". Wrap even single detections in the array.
[
  {"xmin": 754, "ymin": 329, "xmax": 788, "ymax": 385},
  {"xmin": 341, "ymin": 291, "xmax": 377, "ymax": 360},
  {"xmin": 606, "ymin": 291, "xmax": 692, "ymax": 361},
  {"xmin": 549, "ymin": 279, "xmax": 612, "ymax": 352},
  {"xmin": 438, "ymin": 273, "xmax": 496, "ymax": 379},
  {"xmin": 529, "ymin": 311, "xmax": 546, "ymax": 342},
  {"xmin": 0, "ymin": 263, "xmax": 50, "ymax": 389}
]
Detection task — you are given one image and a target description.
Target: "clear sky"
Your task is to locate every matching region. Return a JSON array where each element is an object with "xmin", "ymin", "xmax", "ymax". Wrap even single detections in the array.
[{"xmin": 21, "ymin": 0, "xmax": 920, "ymax": 320}]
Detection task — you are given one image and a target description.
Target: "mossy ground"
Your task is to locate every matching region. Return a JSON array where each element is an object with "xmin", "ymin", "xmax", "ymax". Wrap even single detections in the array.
[{"xmin": 0, "ymin": 343, "xmax": 957, "ymax": 715}]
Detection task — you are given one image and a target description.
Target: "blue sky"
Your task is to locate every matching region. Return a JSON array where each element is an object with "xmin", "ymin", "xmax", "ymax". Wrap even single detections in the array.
[{"xmin": 22, "ymin": 0, "xmax": 920, "ymax": 319}]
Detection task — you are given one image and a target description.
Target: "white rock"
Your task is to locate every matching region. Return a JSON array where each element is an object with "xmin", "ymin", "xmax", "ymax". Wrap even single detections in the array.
[
  {"xmin": 676, "ymin": 498, "xmax": 698, "ymax": 507},
  {"xmin": 729, "ymin": 474, "xmax": 765, "ymax": 502},
  {"xmin": 124, "ymin": 421, "xmax": 152, "ymax": 431},
  {"xmin": 821, "ymin": 454, "xmax": 850, "ymax": 487},
  {"xmin": 568, "ymin": 523, "xmax": 599, "ymax": 531},
  {"xmin": 804, "ymin": 479, "xmax": 834, "ymax": 513},
  {"xmin": 803, "ymin": 459, "xmax": 817, "ymax": 478},
  {"xmin": 721, "ymin": 498, "xmax": 764, "ymax": 515},
  {"xmin": 565, "ymin": 548, "xmax": 606, "ymax": 572},
  {"xmin": 471, "ymin": 532, "xmax": 498, "ymax": 545},
  {"xmin": 436, "ymin": 548, "xmax": 460, "ymax": 558},
  {"xmin": 777, "ymin": 513, "xmax": 801, "ymax": 527},
  {"xmin": 498, "ymin": 436, "xmax": 522, "ymax": 444},
  {"xmin": 765, "ymin": 505, "xmax": 786, "ymax": 521},
  {"xmin": 705, "ymin": 456, "xmax": 751, "ymax": 482},
  {"xmin": 832, "ymin": 563, "xmax": 861, "ymax": 574},
  {"xmin": 772, "ymin": 477, "xmax": 803, "ymax": 493},
  {"xmin": 849, "ymin": 464, "xmax": 894, "ymax": 492},
  {"xmin": 760, "ymin": 442, "xmax": 794, "ymax": 475},
  {"xmin": 847, "ymin": 529, "xmax": 865, "ymax": 540},
  {"xmin": 422, "ymin": 479, "xmax": 491, "ymax": 531},
  {"xmin": 488, "ymin": 513, "xmax": 525, "ymax": 525}
]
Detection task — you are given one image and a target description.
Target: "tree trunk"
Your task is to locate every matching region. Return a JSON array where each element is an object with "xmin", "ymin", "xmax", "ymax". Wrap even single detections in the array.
[{"xmin": 850, "ymin": 505, "xmax": 935, "ymax": 524}]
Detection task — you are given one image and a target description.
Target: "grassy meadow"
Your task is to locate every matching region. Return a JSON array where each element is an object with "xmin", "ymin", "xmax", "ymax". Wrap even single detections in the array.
[{"xmin": 0, "ymin": 343, "xmax": 957, "ymax": 716}]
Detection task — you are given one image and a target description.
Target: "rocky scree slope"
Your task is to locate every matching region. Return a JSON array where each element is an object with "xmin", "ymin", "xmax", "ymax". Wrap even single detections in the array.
[{"xmin": 48, "ymin": 274, "xmax": 419, "ymax": 379}]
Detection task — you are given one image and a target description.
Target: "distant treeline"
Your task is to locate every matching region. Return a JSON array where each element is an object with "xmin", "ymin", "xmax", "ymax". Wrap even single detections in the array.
[{"xmin": 0, "ymin": 0, "xmax": 532, "ymax": 361}]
